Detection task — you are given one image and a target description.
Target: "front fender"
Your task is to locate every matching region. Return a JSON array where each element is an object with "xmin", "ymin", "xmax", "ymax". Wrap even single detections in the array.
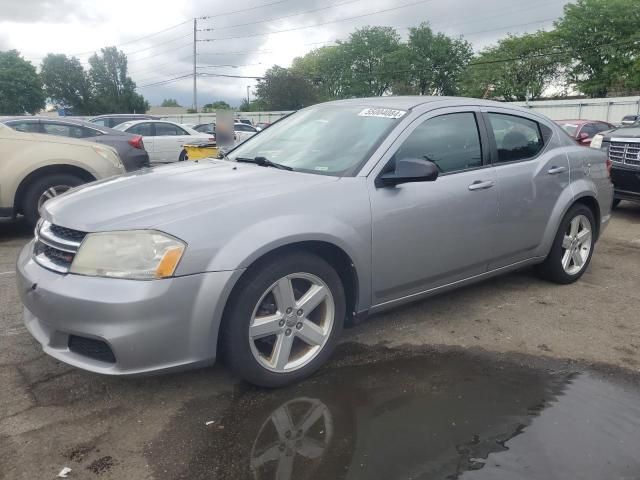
[{"xmin": 207, "ymin": 213, "xmax": 372, "ymax": 311}]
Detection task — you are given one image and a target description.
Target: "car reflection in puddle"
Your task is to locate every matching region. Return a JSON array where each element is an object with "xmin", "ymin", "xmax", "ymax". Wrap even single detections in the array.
[{"xmin": 147, "ymin": 347, "xmax": 640, "ymax": 480}]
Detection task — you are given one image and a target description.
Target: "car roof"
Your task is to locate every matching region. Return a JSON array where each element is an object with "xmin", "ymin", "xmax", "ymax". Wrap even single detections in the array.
[
  {"xmin": 556, "ymin": 119, "xmax": 609, "ymax": 125},
  {"xmin": 91, "ymin": 113, "xmax": 159, "ymax": 119},
  {"xmin": 0, "ymin": 116, "xmax": 131, "ymax": 135}
]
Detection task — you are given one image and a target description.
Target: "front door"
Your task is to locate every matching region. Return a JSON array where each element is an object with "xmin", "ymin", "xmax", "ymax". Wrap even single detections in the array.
[{"xmin": 369, "ymin": 108, "xmax": 498, "ymax": 307}]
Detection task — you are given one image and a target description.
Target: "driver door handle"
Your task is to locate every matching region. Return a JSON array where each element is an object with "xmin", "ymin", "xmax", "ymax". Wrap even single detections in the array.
[
  {"xmin": 548, "ymin": 166, "xmax": 567, "ymax": 174},
  {"xmin": 468, "ymin": 180, "xmax": 495, "ymax": 191}
]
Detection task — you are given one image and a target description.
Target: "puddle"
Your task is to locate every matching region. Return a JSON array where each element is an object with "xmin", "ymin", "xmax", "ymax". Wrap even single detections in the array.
[{"xmin": 147, "ymin": 348, "xmax": 640, "ymax": 480}]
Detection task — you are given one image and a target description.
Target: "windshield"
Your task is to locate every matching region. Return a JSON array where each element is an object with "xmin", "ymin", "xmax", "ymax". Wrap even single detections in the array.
[
  {"xmin": 227, "ymin": 104, "xmax": 405, "ymax": 176},
  {"xmin": 558, "ymin": 123, "xmax": 578, "ymax": 136}
]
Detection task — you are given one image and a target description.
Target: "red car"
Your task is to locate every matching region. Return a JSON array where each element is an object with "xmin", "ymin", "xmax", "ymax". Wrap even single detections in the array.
[{"xmin": 555, "ymin": 119, "xmax": 615, "ymax": 146}]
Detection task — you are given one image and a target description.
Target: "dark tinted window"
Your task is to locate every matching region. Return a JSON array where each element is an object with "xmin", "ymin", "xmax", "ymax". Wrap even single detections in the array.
[
  {"xmin": 42, "ymin": 123, "xmax": 89, "ymax": 138},
  {"xmin": 395, "ymin": 112, "xmax": 483, "ymax": 174},
  {"xmin": 580, "ymin": 124, "xmax": 598, "ymax": 137},
  {"xmin": 595, "ymin": 122, "xmax": 613, "ymax": 132},
  {"xmin": 156, "ymin": 123, "xmax": 187, "ymax": 136},
  {"xmin": 128, "ymin": 122, "xmax": 154, "ymax": 136},
  {"xmin": 488, "ymin": 113, "xmax": 544, "ymax": 163},
  {"xmin": 7, "ymin": 121, "xmax": 40, "ymax": 133},
  {"xmin": 195, "ymin": 123, "xmax": 215, "ymax": 133}
]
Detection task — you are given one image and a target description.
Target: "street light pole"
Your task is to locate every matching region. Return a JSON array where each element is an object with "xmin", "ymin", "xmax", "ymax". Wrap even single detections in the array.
[
  {"xmin": 246, "ymin": 85, "xmax": 251, "ymax": 106},
  {"xmin": 192, "ymin": 18, "xmax": 198, "ymax": 112}
]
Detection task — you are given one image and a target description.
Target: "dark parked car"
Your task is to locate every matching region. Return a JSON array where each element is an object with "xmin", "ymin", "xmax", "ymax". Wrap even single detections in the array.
[
  {"xmin": 1, "ymin": 117, "xmax": 149, "ymax": 172},
  {"xmin": 591, "ymin": 126, "xmax": 640, "ymax": 207},
  {"xmin": 556, "ymin": 120, "xmax": 614, "ymax": 146},
  {"xmin": 620, "ymin": 115, "xmax": 640, "ymax": 126},
  {"xmin": 193, "ymin": 123, "xmax": 215, "ymax": 136},
  {"xmin": 89, "ymin": 114, "xmax": 160, "ymax": 129}
]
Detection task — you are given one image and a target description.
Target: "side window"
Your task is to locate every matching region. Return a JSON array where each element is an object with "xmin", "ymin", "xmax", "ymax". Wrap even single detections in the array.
[
  {"xmin": 155, "ymin": 123, "xmax": 185, "ymax": 136},
  {"xmin": 128, "ymin": 122, "xmax": 153, "ymax": 136},
  {"xmin": 7, "ymin": 121, "xmax": 40, "ymax": 133},
  {"xmin": 394, "ymin": 112, "xmax": 483, "ymax": 174},
  {"xmin": 79, "ymin": 127, "xmax": 101, "ymax": 138},
  {"xmin": 42, "ymin": 123, "xmax": 85, "ymax": 138},
  {"xmin": 580, "ymin": 124, "xmax": 598, "ymax": 137},
  {"xmin": 488, "ymin": 113, "xmax": 544, "ymax": 163},
  {"xmin": 596, "ymin": 122, "xmax": 613, "ymax": 133},
  {"xmin": 91, "ymin": 118, "xmax": 107, "ymax": 127}
]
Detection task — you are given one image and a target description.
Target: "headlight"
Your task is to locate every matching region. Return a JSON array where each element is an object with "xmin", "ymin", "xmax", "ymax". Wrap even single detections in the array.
[
  {"xmin": 70, "ymin": 230, "xmax": 185, "ymax": 280},
  {"xmin": 590, "ymin": 134, "xmax": 604, "ymax": 150},
  {"xmin": 93, "ymin": 145, "xmax": 123, "ymax": 169}
]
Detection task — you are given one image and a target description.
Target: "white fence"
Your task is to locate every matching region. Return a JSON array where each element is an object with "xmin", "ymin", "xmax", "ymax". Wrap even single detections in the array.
[
  {"xmin": 510, "ymin": 96, "xmax": 640, "ymax": 123},
  {"xmin": 158, "ymin": 111, "xmax": 293, "ymax": 125}
]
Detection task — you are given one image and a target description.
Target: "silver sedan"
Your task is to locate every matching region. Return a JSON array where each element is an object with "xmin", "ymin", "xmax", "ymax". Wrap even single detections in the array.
[{"xmin": 17, "ymin": 97, "xmax": 613, "ymax": 387}]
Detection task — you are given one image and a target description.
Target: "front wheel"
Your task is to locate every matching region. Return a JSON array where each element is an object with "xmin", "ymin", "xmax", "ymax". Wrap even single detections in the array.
[
  {"xmin": 222, "ymin": 252, "xmax": 346, "ymax": 387},
  {"xmin": 535, "ymin": 204, "xmax": 596, "ymax": 284},
  {"xmin": 22, "ymin": 174, "xmax": 84, "ymax": 227}
]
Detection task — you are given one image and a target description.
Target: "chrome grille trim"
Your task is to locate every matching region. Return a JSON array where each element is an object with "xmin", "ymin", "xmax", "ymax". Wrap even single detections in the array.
[
  {"xmin": 33, "ymin": 220, "xmax": 85, "ymax": 274},
  {"xmin": 609, "ymin": 142, "xmax": 640, "ymax": 168}
]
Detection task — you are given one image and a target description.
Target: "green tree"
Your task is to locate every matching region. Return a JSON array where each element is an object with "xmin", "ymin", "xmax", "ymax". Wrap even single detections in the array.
[
  {"xmin": 88, "ymin": 47, "xmax": 149, "ymax": 113},
  {"xmin": 555, "ymin": 0, "xmax": 640, "ymax": 97},
  {"xmin": 160, "ymin": 98, "xmax": 181, "ymax": 107},
  {"xmin": 292, "ymin": 45, "xmax": 352, "ymax": 100},
  {"xmin": 339, "ymin": 26, "xmax": 403, "ymax": 97},
  {"xmin": 460, "ymin": 31, "xmax": 562, "ymax": 101},
  {"xmin": 404, "ymin": 23, "xmax": 473, "ymax": 95},
  {"xmin": 40, "ymin": 53, "xmax": 93, "ymax": 114},
  {"xmin": 202, "ymin": 100, "xmax": 231, "ymax": 112},
  {"xmin": 254, "ymin": 66, "xmax": 317, "ymax": 110},
  {"xmin": 0, "ymin": 50, "xmax": 45, "ymax": 114}
]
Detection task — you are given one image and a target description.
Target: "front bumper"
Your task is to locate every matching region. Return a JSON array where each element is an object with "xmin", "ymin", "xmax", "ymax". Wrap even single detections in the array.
[
  {"xmin": 17, "ymin": 240, "xmax": 242, "ymax": 375},
  {"xmin": 611, "ymin": 165, "xmax": 640, "ymax": 201}
]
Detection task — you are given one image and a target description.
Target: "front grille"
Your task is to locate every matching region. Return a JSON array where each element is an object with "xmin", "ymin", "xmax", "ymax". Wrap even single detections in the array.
[
  {"xmin": 609, "ymin": 142, "xmax": 640, "ymax": 168},
  {"xmin": 33, "ymin": 221, "xmax": 86, "ymax": 273},
  {"xmin": 68, "ymin": 335, "xmax": 116, "ymax": 363},
  {"xmin": 49, "ymin": 224, "xmax": 86, "ymax": 242}
]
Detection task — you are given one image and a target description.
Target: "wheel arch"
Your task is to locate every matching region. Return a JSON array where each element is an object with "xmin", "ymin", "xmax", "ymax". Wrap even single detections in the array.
[{"xmin": 13, "ymin": 165, "xmax": 96, "ymax": 215}]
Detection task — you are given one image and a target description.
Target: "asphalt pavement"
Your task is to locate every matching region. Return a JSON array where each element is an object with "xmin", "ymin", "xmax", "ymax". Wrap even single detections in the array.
[{"xmin": 1, "ymin": 202, "xmax": 639, "ymax": 479}]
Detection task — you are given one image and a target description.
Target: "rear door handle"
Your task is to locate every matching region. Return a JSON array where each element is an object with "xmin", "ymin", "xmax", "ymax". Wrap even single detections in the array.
[
  {"xmin": 468, "ymin": 180, "xmax": 495, "ymax": 191},
  {"xmin": 548, "ymin": 166, "xmax": 567, "ymax": 174}
]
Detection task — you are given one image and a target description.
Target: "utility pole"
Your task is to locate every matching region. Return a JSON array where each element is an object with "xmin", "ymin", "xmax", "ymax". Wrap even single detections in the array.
[
  {"xmin": 193, "ymin": 18, "xmax": 197, "ymax": 112},
  {"xmin": 247, "ymin": 85, "xmax": 251, "ymax": 106}
]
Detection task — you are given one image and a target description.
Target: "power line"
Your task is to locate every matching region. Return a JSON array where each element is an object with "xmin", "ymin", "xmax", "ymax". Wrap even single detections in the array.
[
  {"xmin": 198, "ymin": 0, "xmax": 440, "ymax": 42},
  {"xmin": 136, "ymin": 73, "xmax": 194, "ymax": 88},
  {"xmin": 124, "ymin": 33, "xmax": 193, "ymax": 56}
]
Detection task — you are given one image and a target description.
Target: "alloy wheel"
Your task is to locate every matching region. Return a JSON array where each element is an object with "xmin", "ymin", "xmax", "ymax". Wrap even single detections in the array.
[
  {"xmin": 561, "ymin": 214, "xmax": 592, "ymax": 275},
  {"xmin": 37, "ymin": 185, "xmax": 72, "ymax": 211},
  {"xmin": 249, "ymin": 273, "xmax": 335, "ymax": 373}
]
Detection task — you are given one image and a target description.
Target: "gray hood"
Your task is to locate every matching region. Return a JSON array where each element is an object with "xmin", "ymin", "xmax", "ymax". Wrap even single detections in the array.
[
  {"xmin": 43, "ymin": 160, "xmax": 338, "ymax": 232},
  {"xmin": 602, "ymin": 126, "xmax": 640, "ymax": 140}
]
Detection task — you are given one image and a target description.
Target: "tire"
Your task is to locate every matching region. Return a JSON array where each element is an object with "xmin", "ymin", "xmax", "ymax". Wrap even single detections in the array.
[
  {"xmin": 22, "ymin": 173, "xmax": 84, "ymax": 227},
  {"xmin": 222, "ymin": 252, "xmax": 346, "ymax": 388},
  {"xmin": 612, "ymin": 198, "xmax": 621, "ymax": 209},
  {"xmin": 535, "ymin": 204, "xmax": 596, "ymax": 284},
  {"xmin": 178, "ymin": 149, "xmax": 187, "ymax": 161}
]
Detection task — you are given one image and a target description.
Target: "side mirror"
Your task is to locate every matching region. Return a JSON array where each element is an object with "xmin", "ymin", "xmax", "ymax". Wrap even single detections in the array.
[{"xmin": 375, "ymin": 158, "xmax": 439, "ymax": 188}]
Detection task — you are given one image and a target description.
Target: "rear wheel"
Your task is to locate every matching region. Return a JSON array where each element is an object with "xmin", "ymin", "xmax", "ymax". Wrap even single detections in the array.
[
  {"xmin": 536, "ymin": 204, "xmax": 595, "ymax": 284},
  {"xmin": 22, "ymin": 174, "xmax": 84, "ymax": 227},
  {"xmin": 222, "ymin": 252, "xmax": 346, "ymax": 388}
]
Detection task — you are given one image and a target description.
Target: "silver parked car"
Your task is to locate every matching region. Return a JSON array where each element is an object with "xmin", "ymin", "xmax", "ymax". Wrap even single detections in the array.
[{"xmin": 17, "ymin": 97, "xmax": 613, "ymax": 387}]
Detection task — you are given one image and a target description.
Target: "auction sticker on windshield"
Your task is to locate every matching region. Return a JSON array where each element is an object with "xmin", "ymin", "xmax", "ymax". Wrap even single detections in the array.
[{"xmin": 358, "ymin": 108, "xmax": 406, "ymax": 119}]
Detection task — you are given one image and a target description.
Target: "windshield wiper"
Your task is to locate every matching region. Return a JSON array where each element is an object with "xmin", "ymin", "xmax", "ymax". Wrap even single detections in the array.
[{"xmin": 235, "ymin": 156, "xmax": 293, "ymax": 171}]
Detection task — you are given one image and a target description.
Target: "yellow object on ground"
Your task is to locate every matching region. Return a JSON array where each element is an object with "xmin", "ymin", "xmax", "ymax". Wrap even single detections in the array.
[{"xmin": 183, "ymin": 143, "xmax": 219, "ymax": 160}]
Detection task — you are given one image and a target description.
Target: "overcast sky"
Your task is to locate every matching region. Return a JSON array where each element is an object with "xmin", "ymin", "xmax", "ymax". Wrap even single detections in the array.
[{"xmin": 0, "ymin": 0, "xmax": 572, "ymax": 107}]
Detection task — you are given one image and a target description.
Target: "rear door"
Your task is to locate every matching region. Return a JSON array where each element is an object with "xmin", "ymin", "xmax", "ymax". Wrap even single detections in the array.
[
  {"xmin": 127, "ymin": 122, "xmax": 156, "ymax": 162},
  {"xmin": 483, "ymin": 109, "xmax": 570, "ymax": 269},
  {"xmin": 369, "ymin": 107, "xmax": 498, "ymax": 306}
]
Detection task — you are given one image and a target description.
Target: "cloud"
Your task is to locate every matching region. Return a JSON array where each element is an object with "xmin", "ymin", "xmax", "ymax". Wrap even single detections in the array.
[{"xmin": 1, "ymin": 0, "xmax": 571, "ymax": 107}]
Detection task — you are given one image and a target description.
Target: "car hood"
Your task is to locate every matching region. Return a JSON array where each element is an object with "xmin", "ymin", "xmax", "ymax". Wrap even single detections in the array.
[
  {"xmin": 43, "ymin": 159, "xmax": 339, "ymax": 232},
  {"xmin": 602, "ymin": 126, "xmax": 640, "ymax": 139}
]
